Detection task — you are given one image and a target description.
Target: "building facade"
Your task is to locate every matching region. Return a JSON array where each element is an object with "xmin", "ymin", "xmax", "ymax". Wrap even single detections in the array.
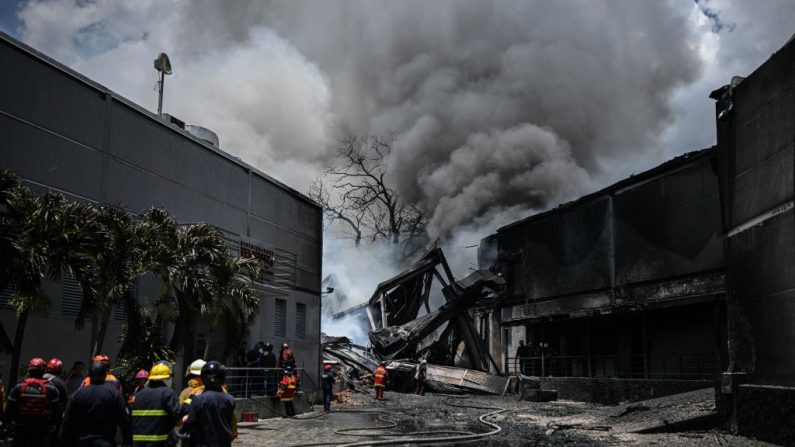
[
  {"xmin": 481, "ymin": 148, "xmax": 728, "ymax": 383},
  {"xmin": 711, "ymin": 33, "xmax": 795, "ymax": 443},
  {"xmin": 0, "ymin": 32, "xmax": 323, "ymax": 386}
]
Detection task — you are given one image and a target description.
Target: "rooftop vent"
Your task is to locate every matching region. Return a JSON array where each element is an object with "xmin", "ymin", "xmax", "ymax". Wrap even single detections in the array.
[
  {"xmin": 161, "ymin": 113, "xmax": 185, "ymax": 129},
  {"xmin": 186, "ymin": 125, "xmax": 220, "ymax": 147}
]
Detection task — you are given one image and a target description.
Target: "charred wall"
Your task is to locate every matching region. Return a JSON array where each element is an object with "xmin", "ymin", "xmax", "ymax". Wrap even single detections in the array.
[
  {"xmin": 495, "ymin": 148, "xmax": 725, "ymax": 318},
  {"xmin": 715, "ymin": 36, "xmax": 795, "ymax": 387}
]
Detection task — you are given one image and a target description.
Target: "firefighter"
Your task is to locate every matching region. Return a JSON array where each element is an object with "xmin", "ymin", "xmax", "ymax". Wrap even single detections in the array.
[
  {"xmin": 321, "ymin": 364, "xmax": 336, "ymax": 412},
  {"xmin": 5, "ymin": 358, "xmax": 60, "ymax": 447},
  {"xmin": 276, "ymin": 367, "xmax": 298, "ymax": 417},
  {"xmin": 44, "ymin": 358, "xmax": 69, "ymax": 446},
  {"xmin": 178, "ymin": 359, "xmax": 206, "ymax": 406},
  {"xmin": 278, "ymin": 343, "xmax": 295, "ymax": 369},
  {"xmin": 373, "ymin": 362, "xmax": 388, "ymax": 401},
  {"xmin": 128, "ymin": 370, "xmax": 149, "ymax": 405},
  {"xmin": 81, "ymin": 355, "xmax": 123, "ymax": 394},
  {"xmin": 179, "ymin": 361, "xmax": 237, "ymax": 447},
  {"xmin": 60, "ymin": 360, "xmax": 131, "ymax": 446},
  {"xmin": 415, "ymin": 359, "xmax": 428, "ymax": 396},
  {"xmin": 130, "ymin": 363, "xmax": 179, "ymax": 446},
  {"xmin": 261, "ymin": 343, "xmax": 277, "ymax": 396}
]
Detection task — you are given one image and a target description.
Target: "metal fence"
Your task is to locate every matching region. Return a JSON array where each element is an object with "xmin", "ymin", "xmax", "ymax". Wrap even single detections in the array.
[
  {"xmin": 507, "ymin": 353, "xmax": 718, "ymax": 380},
  {"xmin": 225, "ymin": 367, "xmax": 309, "ymax": 397}
]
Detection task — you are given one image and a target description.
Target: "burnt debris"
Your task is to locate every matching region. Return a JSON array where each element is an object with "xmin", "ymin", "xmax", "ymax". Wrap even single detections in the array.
[{"xmin": 364, "ymin": 245, "xmax": 504, "ymax": 372}]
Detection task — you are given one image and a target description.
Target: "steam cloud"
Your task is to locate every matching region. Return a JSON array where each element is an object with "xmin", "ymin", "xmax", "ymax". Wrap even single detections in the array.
[{"xmin": 17, "ymin": 0, "xmax": 705, "ymax": 240}]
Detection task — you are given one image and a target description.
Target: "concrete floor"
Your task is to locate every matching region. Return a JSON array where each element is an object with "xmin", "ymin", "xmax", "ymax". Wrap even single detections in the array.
[{"xmin": 236, "ymin": 389, "xmax": 777, "ymax": 446}]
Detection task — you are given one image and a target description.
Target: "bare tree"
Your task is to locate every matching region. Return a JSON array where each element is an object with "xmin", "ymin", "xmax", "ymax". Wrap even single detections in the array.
[
  {"xmin": 310, "ymin": 134, "xmax": 427, "ymax": 251},
  {"xmin": 309, "ymin": 178, "xmax": 365, "ymax": 246}
]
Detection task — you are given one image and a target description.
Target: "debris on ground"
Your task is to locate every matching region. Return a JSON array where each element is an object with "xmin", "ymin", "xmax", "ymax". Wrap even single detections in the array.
[{"xmin": 235, "ymin": 391, "xmax": 776, "ymax": 447}]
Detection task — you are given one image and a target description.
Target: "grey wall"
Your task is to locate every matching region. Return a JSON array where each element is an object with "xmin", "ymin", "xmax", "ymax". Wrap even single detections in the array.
[{"xmin": 0, "ymin": 34, "xmax": 323, "ymax": 385}]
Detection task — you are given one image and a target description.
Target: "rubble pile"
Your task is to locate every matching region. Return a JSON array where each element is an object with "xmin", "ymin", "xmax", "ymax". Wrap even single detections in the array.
[{"xmin": 324, "ymin": 243, "xmax": 515, "ymax": 396}]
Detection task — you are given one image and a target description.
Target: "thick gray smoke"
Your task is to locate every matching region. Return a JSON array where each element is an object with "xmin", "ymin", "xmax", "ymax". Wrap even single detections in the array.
[
  {"xmin": 173, "ymin": 0, "xmax": 703, "ymax": 239},
  {"xmin": 18, "ymin": 0, "xmax": 703, "ymax": 240}
]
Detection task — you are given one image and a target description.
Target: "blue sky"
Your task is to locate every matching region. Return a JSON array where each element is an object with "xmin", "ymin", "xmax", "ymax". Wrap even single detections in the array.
[{"xmin": 0, "ymin": 1, "xmax": 19, "ymax": 35}]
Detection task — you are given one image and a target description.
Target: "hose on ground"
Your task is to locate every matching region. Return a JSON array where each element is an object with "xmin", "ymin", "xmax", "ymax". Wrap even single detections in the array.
[{"xmin": 285, "ymin": 394, "xmax": 507, "ymax": 447}]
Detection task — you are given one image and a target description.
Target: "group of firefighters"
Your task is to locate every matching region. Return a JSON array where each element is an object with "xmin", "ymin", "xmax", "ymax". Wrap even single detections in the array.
[
  {"xmin": 0, "ymin": 350, "xmax": 427, "ymax": 446},
  {"xmin": 0, "ymin": 353, "xmax": 305, "ymax": 447}
]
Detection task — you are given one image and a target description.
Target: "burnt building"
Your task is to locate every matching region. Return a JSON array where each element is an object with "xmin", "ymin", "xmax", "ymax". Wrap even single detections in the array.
[
  {"xmin": 483, "ymin": 32, "xmax": 795, "ymax": 442},
  {"xmin": 711, "ymin": 34, "xmax": 795, "ymax": 443},
  {"xmin": 481, "ymin": 147, "xmax": 728, "ymax": 391}
]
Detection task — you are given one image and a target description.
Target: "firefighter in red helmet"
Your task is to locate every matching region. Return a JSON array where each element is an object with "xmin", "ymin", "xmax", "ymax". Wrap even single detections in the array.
[
  {"xmin": 5, "ymin": 358, "xmax": 60, "ymax": 446},
  {"xmin": 44, "ymin": 358, "xmax": 68, "ymax": 447}
]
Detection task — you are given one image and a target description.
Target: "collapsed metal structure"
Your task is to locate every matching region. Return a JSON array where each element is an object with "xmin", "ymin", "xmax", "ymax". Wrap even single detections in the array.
[
  {"xmin": 323, "ymin": 245, "xmax": 509, "ymax": 394},
  {"xmin": 365, "ymin": 246, "xmax": 505, "ymax": 372}
]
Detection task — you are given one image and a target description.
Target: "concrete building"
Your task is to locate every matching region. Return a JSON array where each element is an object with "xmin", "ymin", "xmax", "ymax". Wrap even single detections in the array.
[
  {"xmin": 711, "ymin": 33, "xmax": 795, "ymax": 443},
  {"xmin": 0, "ymin": 32, "xmax": 323, "ymax": 386},
  {"xmin": 480, "ymin": 147, "xmax": 728, "ymax": 401}
]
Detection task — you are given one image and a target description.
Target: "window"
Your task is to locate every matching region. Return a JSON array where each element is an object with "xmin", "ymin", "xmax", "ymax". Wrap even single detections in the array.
[
  {"xmin": 0, "ymin": 286, "xmax": 16, "ymax": 310},
  {"xmin": 61, "ymin": 273, "xmax": 83, "ymax": 317},
  {"xmin": 296, "ymin": 303, "xmax": 306, "ymax": 340},
  {"xmin": 274, "ymin": 299, "xmax": 287, "ymax": 338}
]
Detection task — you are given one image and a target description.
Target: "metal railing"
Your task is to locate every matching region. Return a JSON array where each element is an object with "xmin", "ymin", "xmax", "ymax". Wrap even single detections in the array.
[
  {"xmin": 225, "ymin": 367, "xmax": 308, "ymax": 397},
  {"xmin": 507, "ymin": 353, "xmax": 718, "ymax": 380}
]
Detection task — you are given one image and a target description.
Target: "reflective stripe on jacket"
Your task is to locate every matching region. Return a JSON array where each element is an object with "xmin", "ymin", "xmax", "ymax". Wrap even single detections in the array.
[
  {"xmin": 131, "ymin": 382, "xmax": 179, "ymax": 446},
  {"xmin": 7, "ymin": 378, "xmax": 59, "ymax": 423},
  {"xmin": 373, "ymin": 367, "xmax": 388, "ymax": 387},
  {"xmin": 277, "ymin": 374, "xmax": 297, "ymax": 401}
]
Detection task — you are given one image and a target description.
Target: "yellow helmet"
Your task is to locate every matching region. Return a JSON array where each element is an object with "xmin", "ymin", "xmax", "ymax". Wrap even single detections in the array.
[{"xmin": 149, "ymin": 362, "xmax": 172, "ymax": 380}]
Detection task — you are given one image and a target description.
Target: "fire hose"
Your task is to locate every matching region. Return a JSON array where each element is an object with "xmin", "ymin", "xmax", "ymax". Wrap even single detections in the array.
[{"xmin": 285, "ymin": 394, "xmax": 507, "ymax": 447}]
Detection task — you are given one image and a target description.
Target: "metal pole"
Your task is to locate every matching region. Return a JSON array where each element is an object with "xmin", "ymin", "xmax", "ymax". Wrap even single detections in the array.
[{"xmin": 157, "ymin": 71, "xmax": 165, "ymax": 117}]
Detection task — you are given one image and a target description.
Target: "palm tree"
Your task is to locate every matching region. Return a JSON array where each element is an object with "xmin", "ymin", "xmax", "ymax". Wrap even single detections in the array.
[
  {"xmin": 0, "ymin": 169, "xmax": 99, "ymax": 384},
  {"xmin": 202, "ymin": 254, "xmax": 263, "ymax": 360},
  {"xmin": 75, "ymin": 205, "xmax": 145, "ymax": 358},
  {"xmin": 139, "ymin": 208, "xmax": 227, "ymax": 372}
]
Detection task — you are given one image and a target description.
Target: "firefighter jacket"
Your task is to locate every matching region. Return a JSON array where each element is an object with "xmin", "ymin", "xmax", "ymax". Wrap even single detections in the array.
[
  {"xmin": 178, "ymin": 377, "xmax": 203, "ymax": 406},
  {"xmin": 321, "ymin": 371, "xmax": 335, "ymax": 393},
  {"xmin": 180, "ymin": 388, "xmax": 236, "ymax": 447},
  {"xmin": 81, "ymin": 372, "xmax": 123, "ymax": 394},
  {"xmin": 59, "ymin": 382, "xmax": 132, "ymax": 446},
  {"xmin": 179, "ymin": 378, "xmax": 237, "ymax": 434},
  {"xmin": 44, "ymin": 373, "xmax": 69, "ymax": 414},
  {"xmin": 131, "ymin": 381, "xmax": 180, "ymax": 446},
  {"xmin": 6, "ymin": 378, "xmax": 60, "ymax": 427},
  {"xmin": 277, "ymin": 374, "xmax": 298, "ymax": 401},
  {"xmin": 373, "ymin": 367, "xmax": 388, "ymax": 387}
]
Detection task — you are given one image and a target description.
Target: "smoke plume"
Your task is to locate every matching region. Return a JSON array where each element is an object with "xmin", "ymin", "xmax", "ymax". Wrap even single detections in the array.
[{"xmin": 17, "ymin": 0, "xmax": 704, "ymax": 241}]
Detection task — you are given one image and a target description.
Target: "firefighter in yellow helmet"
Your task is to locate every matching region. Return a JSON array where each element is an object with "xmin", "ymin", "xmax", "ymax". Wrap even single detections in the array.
[{"xmin": 130, "ymin": 362, "xmax": 180, "ymax": 446}]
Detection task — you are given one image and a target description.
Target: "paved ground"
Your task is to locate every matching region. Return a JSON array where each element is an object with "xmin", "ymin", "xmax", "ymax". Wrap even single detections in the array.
[{"xmin": 236, "ymin": 389, "xmax": 776, "ymax": 446}]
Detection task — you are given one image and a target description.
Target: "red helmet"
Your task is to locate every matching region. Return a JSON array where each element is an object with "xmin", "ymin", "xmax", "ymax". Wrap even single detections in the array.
[
  {"xmin": 135, "ymin": 369, "xmax": 150, "ymax": 380},
  {"xmin": 324, "ymin": 364, "xmax": 333, "ymax": 371},
  {"xmin": 93, "ymin": 355, "xmax": 111, "ymax": 366},
  {"xmin": 28, "ymin": 358, "xmax": 46, "ymax": 372},
  {"xmin": 46, "ymin": 358, "xmax": 63, "ymax": 374}
]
